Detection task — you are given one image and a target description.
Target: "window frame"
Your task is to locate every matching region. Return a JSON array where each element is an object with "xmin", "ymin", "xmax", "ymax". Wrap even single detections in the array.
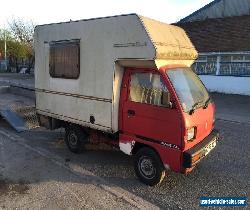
[
  {"xmin": 232, "ymin": 55, "xmax": 244, "ymax": 62},
  {"xmin": 128, "ymin": 71, "xmax": 170, "ymax": 108},
  {"xmin": 49, "ymin": 39, "xmax": 80, "ymax": 79},
  {"xmin": 196, "ymin": 55, "xmax": 207, "ymax": 62}
]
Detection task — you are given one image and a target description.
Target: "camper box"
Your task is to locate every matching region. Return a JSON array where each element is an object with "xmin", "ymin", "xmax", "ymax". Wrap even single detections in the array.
[{"xmin": 34, "ymin": 14, "xmax": 197, "ymax": 133}]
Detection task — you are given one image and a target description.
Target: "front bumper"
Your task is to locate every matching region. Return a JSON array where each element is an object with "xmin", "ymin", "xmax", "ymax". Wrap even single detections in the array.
[{"xmin": 183, "ymin": 129, "xmax": 219, "ymax": 169}]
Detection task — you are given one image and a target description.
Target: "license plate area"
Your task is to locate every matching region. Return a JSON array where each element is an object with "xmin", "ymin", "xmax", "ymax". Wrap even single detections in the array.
[
  {"xmin": 183, "ymin": 130, "xmax": 219, "ymax": 169},
  {"xmin": 203, "ymin": 138, "xmax": 217, "ymax": 156}
]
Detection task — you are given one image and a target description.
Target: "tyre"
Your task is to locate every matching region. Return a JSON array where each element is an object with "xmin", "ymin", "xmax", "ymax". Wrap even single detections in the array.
[
  {"xmin": 64, "ymin": 124, "xmax": 88, "ymax": 153},
  {"xmin": 134, "ymin": 147, "xmax": 166, "ymax": 186}
]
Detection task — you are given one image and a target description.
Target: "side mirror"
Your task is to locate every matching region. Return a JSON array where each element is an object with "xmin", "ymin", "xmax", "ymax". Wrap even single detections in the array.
[{"xmin": 162, "ymin": 91, "xmax": 173, "ymax": 108}]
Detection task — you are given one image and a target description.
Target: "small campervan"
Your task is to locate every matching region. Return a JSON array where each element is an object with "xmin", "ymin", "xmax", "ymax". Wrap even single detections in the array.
[{"xmin": 35, "ymin": 14, "xmax": 219, "ymax": 185}]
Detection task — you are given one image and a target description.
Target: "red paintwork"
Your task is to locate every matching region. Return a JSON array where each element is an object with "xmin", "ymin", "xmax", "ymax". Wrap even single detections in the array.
[
  {"xmin": 119, "ymin": 133, "xmax": 183, "ymax": 172},
  {"xmin": 121, "ymin": 68, "xmax": 182, "ymax": 144},
  {"xmin": 182, "ymin": 103, "xmax": 214, "ymax": 151},
  {"xmin": 118, "ymin": 65, "xmax": 215, "ymax": 173},
  {"xmin": 160, "ymin": 65, "xmax": 215, "ymax": 152}
]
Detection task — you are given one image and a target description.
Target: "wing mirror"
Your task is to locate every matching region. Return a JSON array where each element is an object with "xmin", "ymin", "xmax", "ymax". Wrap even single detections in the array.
[{"xmin": 162, "ymin": 91, "xmax": 173, "ymax": 108}]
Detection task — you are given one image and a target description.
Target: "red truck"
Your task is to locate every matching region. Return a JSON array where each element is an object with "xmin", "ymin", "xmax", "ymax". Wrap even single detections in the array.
[
  {"xmin": 35, "ymin": 14, "xmax": 219, "ymax": 185},
  {"xmin": 119, "ymin": 65, "xmax": 218, "ymax": 185}
]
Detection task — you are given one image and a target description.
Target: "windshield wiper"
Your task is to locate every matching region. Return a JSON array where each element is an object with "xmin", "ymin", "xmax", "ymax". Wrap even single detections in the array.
[
  {"xmin": 203, "ymin": 97, "xmax": 211, "ymax": 109},
  {"xmin": 189, "ymin": 100, "xmax": 203, "ymax": 115}
]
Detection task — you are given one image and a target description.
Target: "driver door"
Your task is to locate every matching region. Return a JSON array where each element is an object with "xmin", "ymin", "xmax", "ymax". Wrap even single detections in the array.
[{"xmin": 120, "ymin": 68, "xmax": 181, "ymax": 146}]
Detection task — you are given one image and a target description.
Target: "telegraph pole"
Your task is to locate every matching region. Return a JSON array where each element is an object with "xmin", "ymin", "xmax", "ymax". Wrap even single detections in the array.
[{"xmin": 4, "ymin": 28, "xmax": 7, "ymax": 71}]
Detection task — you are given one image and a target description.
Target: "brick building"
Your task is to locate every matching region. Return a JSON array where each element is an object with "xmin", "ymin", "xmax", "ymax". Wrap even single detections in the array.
[{"xmin": 177, "ymin": 0, "xmax": 250, "ymax": 95}]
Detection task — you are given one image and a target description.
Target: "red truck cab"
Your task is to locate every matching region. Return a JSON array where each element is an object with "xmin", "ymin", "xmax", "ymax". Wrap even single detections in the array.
[{"xmin": 119, "ymin": 65, "xmax": 219, "ymax": 186}]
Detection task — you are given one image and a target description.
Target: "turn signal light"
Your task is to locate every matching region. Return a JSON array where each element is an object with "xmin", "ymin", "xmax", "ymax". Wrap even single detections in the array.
[{"xmin": 192, "ymin": 152, "xmax": 202, "ymax": 164}]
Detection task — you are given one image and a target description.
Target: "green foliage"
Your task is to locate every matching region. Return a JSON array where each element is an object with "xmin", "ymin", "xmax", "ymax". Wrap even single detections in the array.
[
  {"xmin": 0, "ymin": 18, "xmax": 35, "ymax": 71},
  {"xmin": 0, "ymin": 31, "xmax": 27, "ymax": 59}
]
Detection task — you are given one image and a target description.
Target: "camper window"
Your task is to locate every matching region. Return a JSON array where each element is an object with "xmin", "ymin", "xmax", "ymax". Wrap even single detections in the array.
[{"xmin": 49, "ymin": 40, "xmax": 80, "ymax": 79}]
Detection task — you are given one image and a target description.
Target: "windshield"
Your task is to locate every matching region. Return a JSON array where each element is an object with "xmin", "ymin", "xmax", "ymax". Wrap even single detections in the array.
[{"xmin": 166, "ymin": 67, "xmax": 209, "ymax": 112}]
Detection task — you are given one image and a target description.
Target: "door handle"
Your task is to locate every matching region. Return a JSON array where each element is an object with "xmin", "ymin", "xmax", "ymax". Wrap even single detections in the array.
[{"xmin": 128, "ymin": 109, "xmax": 135, "ymax": 117}]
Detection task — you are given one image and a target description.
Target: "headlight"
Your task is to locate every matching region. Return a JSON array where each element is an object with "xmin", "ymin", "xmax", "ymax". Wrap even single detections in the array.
[{"xmin": 187, "ymin": 127, "xmax": 195, "ymax": 141}]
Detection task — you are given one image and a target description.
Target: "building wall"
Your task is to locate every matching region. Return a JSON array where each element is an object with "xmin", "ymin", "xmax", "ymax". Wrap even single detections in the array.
[
  {"xmin": 179, "ymin": 0, "xmax": 250, "ymax": 96},
  {"xmin": 193, "ymin": 52, "xmax": 250, "ymax": 95},
  {"xmin": 199, "ymin": 75, "xmax": 250, "ymax": 96}
]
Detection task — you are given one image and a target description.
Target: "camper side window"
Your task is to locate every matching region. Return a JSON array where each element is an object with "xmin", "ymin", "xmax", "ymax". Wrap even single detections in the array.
[{"xmin": 49, "ymin": 40, "xmax": 80, "ymax": 79}]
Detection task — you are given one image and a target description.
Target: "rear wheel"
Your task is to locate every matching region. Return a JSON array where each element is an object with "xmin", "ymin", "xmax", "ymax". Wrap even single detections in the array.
[
  {"xmin": 64, "ymin": 124, "xmax": 88, "ymax": 153},
  {"xmin": 134, "ymin": 147, "xmax": 166, "ymax": 186}
]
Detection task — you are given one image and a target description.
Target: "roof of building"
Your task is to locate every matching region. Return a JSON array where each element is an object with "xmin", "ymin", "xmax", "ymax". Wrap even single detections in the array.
[
  {"xmin": 176, "ymin": 15, "xmax": 250, "ymax": 52},
  {"xmin": 179, "ymin": 0, "xmax": 250, "ymax": 23},
  {"xmin": 180, "ymin": 0, "xmax": 221, "ymax": 23}
]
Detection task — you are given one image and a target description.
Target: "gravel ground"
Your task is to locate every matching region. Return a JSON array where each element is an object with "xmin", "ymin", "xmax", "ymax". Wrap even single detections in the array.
[
  {"xmin": 0, "ymin": 118, "xmax": 249, "ymax": 209},
  {"xmin": 0, "ymin": 93, "xmax": 34, "ymax": 110}
]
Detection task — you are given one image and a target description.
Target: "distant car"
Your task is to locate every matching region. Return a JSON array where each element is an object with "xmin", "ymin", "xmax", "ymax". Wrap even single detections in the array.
[{"xmin": 19, "ymin": 66, "xmax": 31, "ymax": 74}]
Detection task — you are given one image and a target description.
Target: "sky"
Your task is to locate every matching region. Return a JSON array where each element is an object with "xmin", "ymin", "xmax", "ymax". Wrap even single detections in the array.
[{"xmin": 0, "ymin": 0, "xmax": 213, "ymax": 28}]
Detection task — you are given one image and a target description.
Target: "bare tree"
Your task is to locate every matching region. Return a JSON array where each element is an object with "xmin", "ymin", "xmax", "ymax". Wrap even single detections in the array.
[
  {"xmin": 8, "ymin": 18, "xmax": 35, "ymax": 72},
  {"xmin": 8, "ymin": 18, "xmax": 34, "ymax": 43}
]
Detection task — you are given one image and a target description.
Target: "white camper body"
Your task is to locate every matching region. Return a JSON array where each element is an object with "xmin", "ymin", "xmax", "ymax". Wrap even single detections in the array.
[{"xmin": 35, "ymin": 14, "xmax": 197, "ymax": 133}]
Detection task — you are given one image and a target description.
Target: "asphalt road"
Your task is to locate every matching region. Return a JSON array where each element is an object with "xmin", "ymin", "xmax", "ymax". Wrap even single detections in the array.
[
  {"xmin": 0, "ymin": 118, "xmax": 249, "ymax": 209},
  {"xmin": 0, "ymin": 120, "xmax": 156, "ymax": 210},
  {"xmin": 0, "ymin": 73, "xmax": 34, "ymax": 89},
  {"xmin": 0, "ymin": 132, "xmax": 140, "ymax": 210}
]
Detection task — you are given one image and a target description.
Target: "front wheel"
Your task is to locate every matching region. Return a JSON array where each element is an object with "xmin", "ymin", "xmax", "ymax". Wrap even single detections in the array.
[{"xmin": 134, "ymin": 147, "xmax": 166, "ymax": 186}]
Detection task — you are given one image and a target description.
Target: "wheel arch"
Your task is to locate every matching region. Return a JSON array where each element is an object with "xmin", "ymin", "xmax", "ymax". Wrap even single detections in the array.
[{"xmin": 132, "ymin": 141, "xmax": 161, "ymax": 158}]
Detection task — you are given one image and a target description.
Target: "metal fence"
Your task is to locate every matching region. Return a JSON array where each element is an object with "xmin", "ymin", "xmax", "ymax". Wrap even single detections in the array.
[
  {"xmin": 193, "ymin": 55, "xmax": 250, "ymax": 77},
  {"xmin": 219, "ymin": 62, "xmax": 250, "ymax": 76},
  {"xmin": 193, "ymin": 62, "xmax": 217, "ymax": 75}
]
